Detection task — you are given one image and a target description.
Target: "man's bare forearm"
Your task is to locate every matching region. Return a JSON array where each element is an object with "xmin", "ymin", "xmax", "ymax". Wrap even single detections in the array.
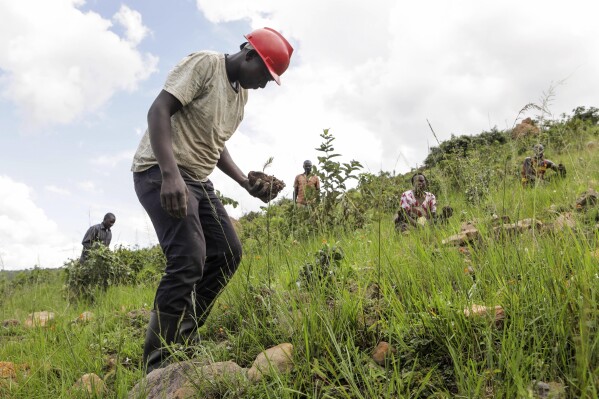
[{"xmin": 217, "ymin": 146, "xmax": 247, "ymax": 185}]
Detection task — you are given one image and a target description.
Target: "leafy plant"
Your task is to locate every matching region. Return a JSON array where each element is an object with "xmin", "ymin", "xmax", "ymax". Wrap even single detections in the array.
[
  {"xmin": 298, "ymin": 241, "xmax": 345, "ymax": 286},
  {"xmin": 315, "ymin": 128, "xmax": 363, "ymax": 227},
  {"xmin": 63, "ymin": 245, "xmax": 162, "ymax": 302}
]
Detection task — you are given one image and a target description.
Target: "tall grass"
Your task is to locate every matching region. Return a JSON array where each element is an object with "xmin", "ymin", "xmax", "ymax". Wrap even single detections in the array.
[{"xmin": 1, "ymin": 116, "xmax": 599, "ymax": 398}]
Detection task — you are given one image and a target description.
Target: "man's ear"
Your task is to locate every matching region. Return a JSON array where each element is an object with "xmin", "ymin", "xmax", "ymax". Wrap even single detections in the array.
[{"xmin": 245, "ymin": 49, "xmax": 259, "ymax": 61}]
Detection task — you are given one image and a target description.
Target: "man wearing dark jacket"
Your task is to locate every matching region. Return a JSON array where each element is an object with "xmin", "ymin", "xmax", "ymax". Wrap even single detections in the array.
[{"xmin": 80, "ymin": 213, "xmax": 116, "ymax": 262}]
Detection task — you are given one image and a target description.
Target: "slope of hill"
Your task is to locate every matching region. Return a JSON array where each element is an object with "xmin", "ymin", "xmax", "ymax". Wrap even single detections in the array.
[{"xmin": 0, "ymin": 106, "xmax": 598, "ymax": 398}]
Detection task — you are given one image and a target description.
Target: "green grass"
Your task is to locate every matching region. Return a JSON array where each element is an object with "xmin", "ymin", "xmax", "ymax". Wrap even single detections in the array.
[{"xmin": 2, "ymin": 124, "xmax": 599, "ymax": 397}]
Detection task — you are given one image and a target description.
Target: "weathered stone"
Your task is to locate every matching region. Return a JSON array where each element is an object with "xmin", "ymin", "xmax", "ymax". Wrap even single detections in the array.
[
  {"xmin": 442, "ymin": 227, "xmax": 481, "ymax": 246},
  {"xmin": 460, "ymin": 220, "xmax": 478, "ymax": 231},
  {"xmin": 128, "ymin": 360, "xmax": 243, "ymax": 399},
  {"xmin": 197, "ymin": 361, "xmax": 245, "ymax": 381},
  {"xmin": 75, "ymin": 311, "xmax": 94, "ymax": 323},
  {"xmin": 24, "ymin": 311, "xmax": 55, "ymax": 328},
  {"xmin": 575, "ymin": 188, "xmax": 599, "ymax": 211},
  {"xmin": 494, "ymin": 218, "xmax": 543, "ymax": 236},
  {"xmin": 71, "ymin": 373, "xmax": 106, "ymax": 396},
  {"xmin": 247, "ymin": 343, "xmax": 294, "ymax": 382},
  {"xmin": 372, "ymin": 341, "xmax": 396, "ymax": 366},
  {"xmin": 517, "ymin": 218, "xmax": 543, "ymax": 230},
  {"xmin": 2, "ymin": 319, "xmax": 20, "ymax": 328},
  {"xmin": 529, "ymin": 380, "xmax": 566, "ymax": 399},
  {"xmin": 491, "ymin": 214, "xmax": 511, "ymax": 226},
  {"xmin": 129, "ymin": 360, "xmax": 202, "ymax": 399},
  {"xmin": 464, "ymin": 304, "xmax": 505, "ymax": 326},
  {"xmin": 553, "ymin": 212, "xmax": 576, "ymax": 231},
  {"xmin": 173, "ymin": 385, "xmax": 197, "ymax": 399},
  {"xmin": 0, "ymin": 362, "xmax": 16, "ymax": 379},
  {"xmin": 511, "ymin": 117, "xmax": 540, "ymax": 139}
]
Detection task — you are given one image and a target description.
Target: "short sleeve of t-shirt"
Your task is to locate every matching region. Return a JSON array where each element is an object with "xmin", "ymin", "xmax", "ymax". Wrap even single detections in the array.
[{"xmin": 164, "ymin": 53, "xmax": 218, "ymax": 107}]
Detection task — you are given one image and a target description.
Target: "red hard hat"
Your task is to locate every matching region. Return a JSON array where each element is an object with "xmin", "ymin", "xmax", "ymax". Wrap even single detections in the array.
[{"xmin": 244, "ymin": 27, "xmax": 293, "ymax": 85}]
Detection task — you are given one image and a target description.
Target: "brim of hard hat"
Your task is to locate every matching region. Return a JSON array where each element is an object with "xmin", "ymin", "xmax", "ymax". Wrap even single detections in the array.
[{"xmin": 244, "ymin": 35, "xmax": 282, "ymax": 85}]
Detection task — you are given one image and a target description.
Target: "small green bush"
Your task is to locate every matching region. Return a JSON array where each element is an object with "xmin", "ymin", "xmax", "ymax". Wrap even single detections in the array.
[{"xmin": 63, "ymin": 244, "xmax": 165, "ymax": 302}]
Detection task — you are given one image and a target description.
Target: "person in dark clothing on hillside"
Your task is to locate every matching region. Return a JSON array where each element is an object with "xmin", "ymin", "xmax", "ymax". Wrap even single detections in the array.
[
  {"xmin": 521, "ymin": 144, "xmax": 566, "ymax": 186},
  {"xmin": 131, "ymin": 27, "xmax": 293, "ymax": 374},
  {"xmin": 80, "ymin": 213, "xmax": 116, "ymax": 262}
]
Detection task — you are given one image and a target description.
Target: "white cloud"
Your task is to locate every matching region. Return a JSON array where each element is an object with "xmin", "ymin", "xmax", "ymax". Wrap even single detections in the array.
[
  {"xmin": 90, "ymin": 150, "xmax": 135, "ymax": 168},
  {"xmin": 0, "ymin": 0, "xmax": 158, "ymax": 127},
  {"xmin": 113, "ymin": 5, "xmax": 150, "ymax": 47},
  {"xmin": 78, "ymin": 180, "xmax": 103, "ymax": 194},
  {"xmin": 195, "ymin": 0, "xmax": 599, "ymax": 177},
  {"xmin": 45, "ymin": 185, "xmax": 71, "ymax": 196},
  {"xmin": 114, "ymin": 212, "xmax": 159, "ymax": 248},
  {"xmin": 0, "ymin": 176, "xmax": 76, "ymax": 270}
]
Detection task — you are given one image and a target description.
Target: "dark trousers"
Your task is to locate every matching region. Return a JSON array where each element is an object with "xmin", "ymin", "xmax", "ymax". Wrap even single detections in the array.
[{"xmin": 133, "ymin": 166, "xmax": 242, "ymax": 322}]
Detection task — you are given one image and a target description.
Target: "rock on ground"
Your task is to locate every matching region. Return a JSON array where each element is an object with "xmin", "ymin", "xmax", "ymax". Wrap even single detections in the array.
[
  {"xmin": 372, "ymin": 341, "xmax": 396, "ymax": 366},
  {"xmin": 247, "ymin": 343, "xmax": 294, "ymax": 382},
  {"xmin": 24, "ymin": 311, "xmax": 54, "ymax": 328},
  {"xmin": 71, "ymin": 373, "xmax": 106, "ymax": 396},
  {"xmin": 128, "ymin": 360, "xmax": 243, "ymax": 399}
]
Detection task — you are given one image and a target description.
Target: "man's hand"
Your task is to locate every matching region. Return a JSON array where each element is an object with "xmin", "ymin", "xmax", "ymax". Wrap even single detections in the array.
[
  {"xmin": 557, "ymin": 163, "xmax": 566, "ymax": 177},
  {"xmin": 240, "ymin": 178, "xmax": 270, "ymax": 203},
  {"xmin": 244, "ymin": 171, "xmax": 286, "ymax": 203},
  {"xmin": 160, "ymin": 174, "xmax": 189, "ymax": 218}
]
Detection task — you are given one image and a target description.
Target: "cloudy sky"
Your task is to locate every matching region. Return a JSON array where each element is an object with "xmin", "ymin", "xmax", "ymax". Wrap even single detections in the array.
[{"xmin": 1, "ymin": 0, "xmax": 598, "ymax": 270}]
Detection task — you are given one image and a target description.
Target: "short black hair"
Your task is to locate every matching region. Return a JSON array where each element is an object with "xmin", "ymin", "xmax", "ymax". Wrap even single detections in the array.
[
  {"xmin": 104, "ymin": 212, "xmax": 116, "ymax": 221},
  {"xmin": 411, "ymin": 173, "xmax": 428, "ymax": 185}
]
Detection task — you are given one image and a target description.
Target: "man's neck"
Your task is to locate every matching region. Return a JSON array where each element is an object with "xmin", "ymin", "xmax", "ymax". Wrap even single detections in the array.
[{"xmin": 224, "ymin": 54, "xmax": 240, "ymax": 92}]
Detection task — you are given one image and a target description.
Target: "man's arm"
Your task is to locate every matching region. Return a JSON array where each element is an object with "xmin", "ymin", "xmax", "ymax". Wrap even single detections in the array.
[
  {"xmin": 148, "ymin": 90, "xmax": 187, "ymax": 218},
  {"xmin": 402, "ymin": 208, "xmax": 419, "ymax": 227},
  {"xmin": 217, "ymin": 146, "xmax": 269, "ymax": 202},
  {"xmin": 81, "ymin": 225, "xmax": 97, "ymax": 249},
  {"xmin": 293, "ymin": 175, "xmax": 299, "ymax": 203},
  {"xmin": 546, "ymin": 160, "xmax": 559, "ymax": 171}
]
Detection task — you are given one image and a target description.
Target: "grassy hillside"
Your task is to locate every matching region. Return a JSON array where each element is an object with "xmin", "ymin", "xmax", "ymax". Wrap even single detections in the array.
[{"xmin": 1, "ymin": 107, "xmax": 598, "ymax": 398}]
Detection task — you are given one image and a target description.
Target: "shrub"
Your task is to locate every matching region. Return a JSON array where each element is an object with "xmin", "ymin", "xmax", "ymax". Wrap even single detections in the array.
[
  {"xmin": 64, "ymin": 245, "xmax": 138, "ymax": 302},
  {"xmin": 298, "ymin": 241, "xmax": 345, "ymax": 287}
]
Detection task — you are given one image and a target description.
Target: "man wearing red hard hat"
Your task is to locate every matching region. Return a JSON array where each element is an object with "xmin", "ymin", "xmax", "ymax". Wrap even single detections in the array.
[{"xmin": 131, "ymin": 27, "xmax": 293, "ymax": 374}]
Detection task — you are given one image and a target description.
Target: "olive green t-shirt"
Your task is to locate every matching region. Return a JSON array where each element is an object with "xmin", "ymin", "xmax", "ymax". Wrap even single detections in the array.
[{"xmin": 131, "ymin": 52, "xmax": 248, "ymax": 181}]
